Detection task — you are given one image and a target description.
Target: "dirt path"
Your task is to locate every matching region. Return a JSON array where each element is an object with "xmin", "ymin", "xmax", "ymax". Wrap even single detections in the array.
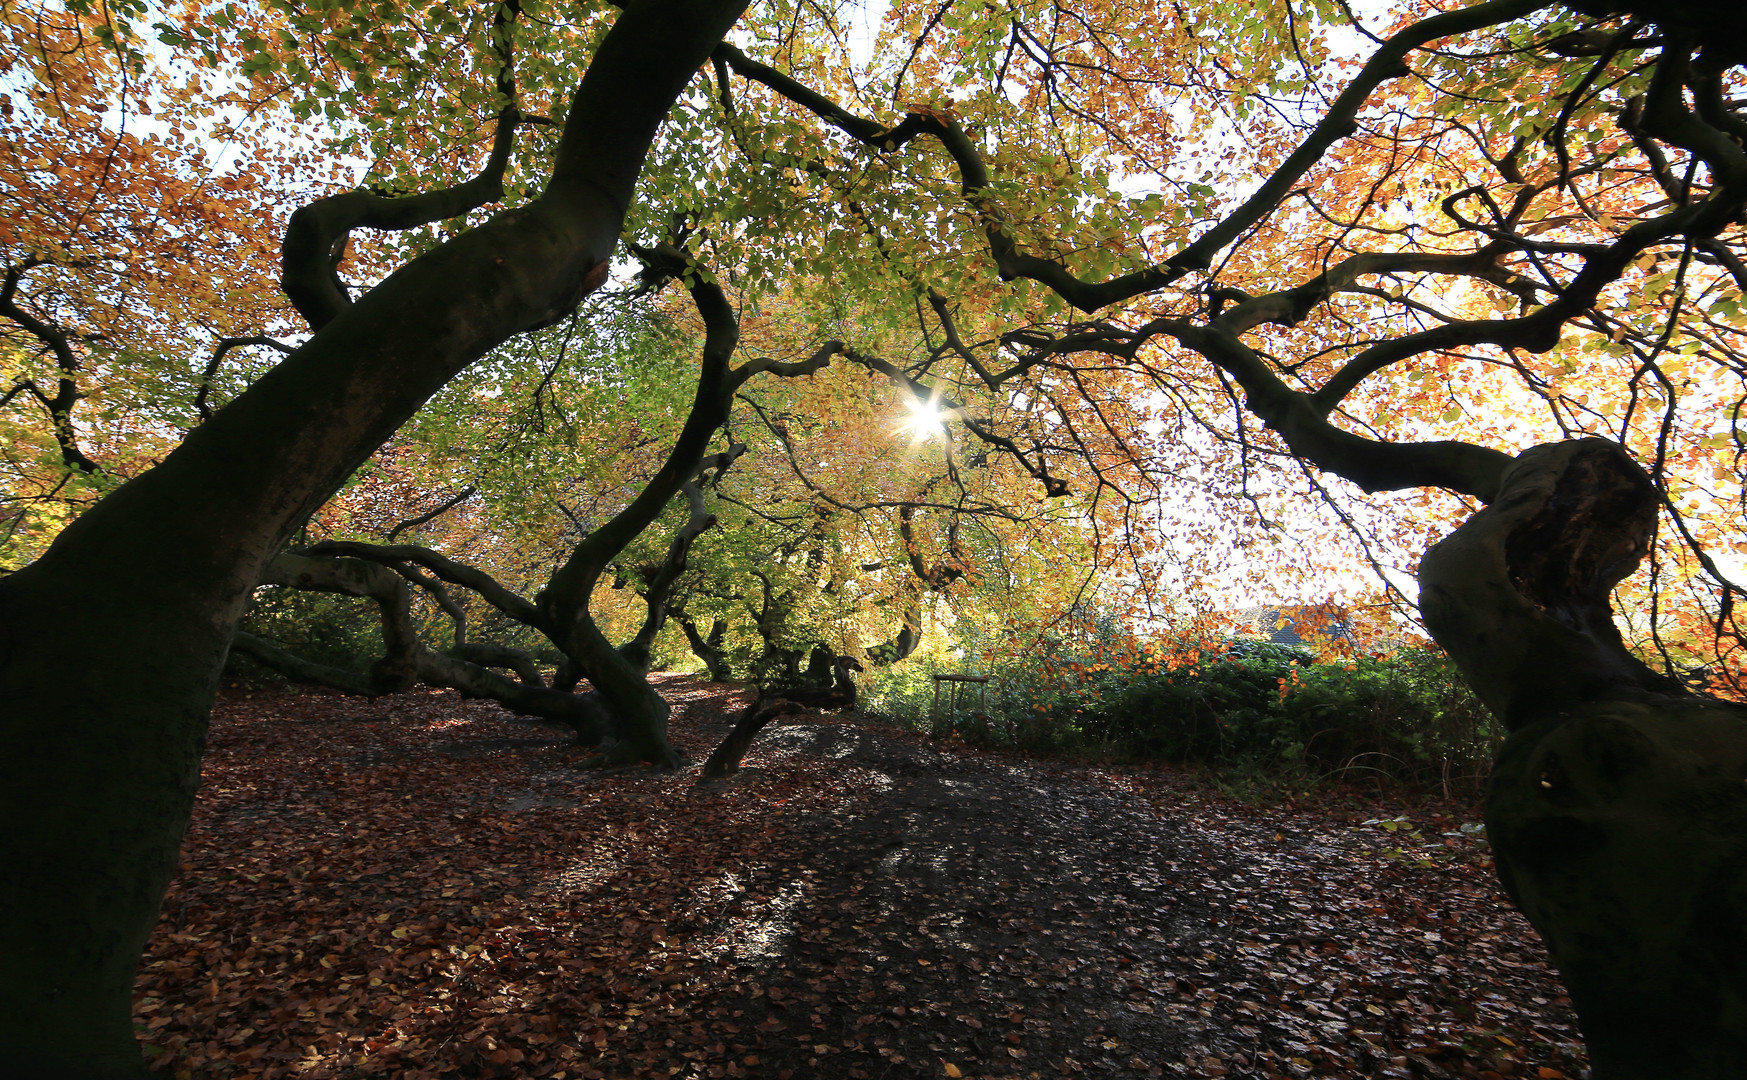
[
  {"xmin": 137, "ymin": 677, "xmax": 1587, "ymax": 1080},
  {"xmin": 680, "ymin": 703, "xmax": 1586, "ymax": 1080}
]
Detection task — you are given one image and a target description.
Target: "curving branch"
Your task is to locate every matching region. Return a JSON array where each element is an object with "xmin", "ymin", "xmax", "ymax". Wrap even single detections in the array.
[
  {"xmin": 385, "ymin": 485, "xmax": 477, "ymax": 542},
  {"xmin": 671, "ymin": 606, "xmax": 734, "ymax": 682},
  {"xmin": 898, "ymin": 503, "xmax": 966, "ymax": 590},
  {"xmin": 279, "ymin": 0, "xmax": 550, "ymax": 331},
  {"xmin": 195, "ymin": 336, "xmax": 294, "ymax": 421},
  {"xmin": 0, "ymin": 262, "xmax": 100, "ymax": 474},
  {"xmin": 539, "ymin": 246, "xmax": 838, "ymax": 649},
  {"xmin": 281, "ymin": 109, "xmax": 524, "ymax": 331},
  {"xmin": 865, "ymin": 602, "xmax": 923, "ymax": 667},
  {"xmin": 715, "ymin": 0, "xmax": 1554, "ymax": 311},
  {"xmin": 449, "ymin": 642, "xmax": 542, "ymax": 686},
  {"xmin": 1214, "ymin": 249, "xmax": 1519, "ymax": 337},
  {"xmin": 257, "ymin": 551, "xmax": 420, "ymax": 691},
  {"xmin": 731, "ymin": 340, "xmax": 843, "ymax": 388},
  {"xmin": 248, "ymin": 552, "xmax": 615, "ymax": 735},
  {"xmin": 385, "ymin": 561, "xmax": 469, "ymax": 647},
  {"xmin": 304, "ymin": 540, "xmax": 544, "ymax": 628},
  {"xmin": 229, "ymin": 631, "xmax": 381, "ymax": 695},
  {"xmin": 1176, "ymin": 322, "xmax": 1515, "ymax": 500},
  {"xmin": 619, "ymin": 444, "xmax": 746, "ymax": 671}
]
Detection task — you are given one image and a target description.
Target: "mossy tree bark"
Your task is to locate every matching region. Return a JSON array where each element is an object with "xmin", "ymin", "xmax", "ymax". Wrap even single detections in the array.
[
  {"xmin": 0, "ymin": 4, "xmax": 746, "ymax": 1074},
  {"xmin": 1420, "ymin": 439, "xmax": 1747, "ymax": 1079}
]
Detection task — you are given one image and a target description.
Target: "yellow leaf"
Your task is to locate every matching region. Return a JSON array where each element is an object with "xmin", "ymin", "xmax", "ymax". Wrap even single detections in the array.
[{"xmin": 944, "ymin": 1065, "xmax": 963, "ymax": 1078}]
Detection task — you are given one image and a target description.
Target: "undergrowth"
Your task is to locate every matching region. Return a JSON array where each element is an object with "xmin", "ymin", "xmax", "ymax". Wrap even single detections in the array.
[{"xmin": 864, "ymin": 636, "xmax": 1498, "ymax": 796}]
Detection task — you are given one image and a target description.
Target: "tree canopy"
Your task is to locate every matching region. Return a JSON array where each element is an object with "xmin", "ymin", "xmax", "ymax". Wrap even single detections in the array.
[
  {"xmin": 3, "ymin": 0, "xmax": 1747, "ymax": 1074},
  {"xmin": 7, "ymin": 0, "xmax": 1744, "ymax": 674}
]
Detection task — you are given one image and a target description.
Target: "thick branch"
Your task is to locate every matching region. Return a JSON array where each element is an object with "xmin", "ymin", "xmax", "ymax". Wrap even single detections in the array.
[
  {"xmin": 731, "ymin": 340, "xmax": 842, "ymax": 389},
  {"xmin": 700, "ymin": 696, "xmax": 788, "ymax": 779},
  {"xmin": 257, "ymin": 552, "xmax": 419, "ymax": 691},
  {"xmin": 541, "ymin": 264, "xmax": 739, "ymax": 631},
  {"xmin": 304, "ymin": 540, "xmax": 543, "ymax": 629},
  {"xmin": 1179, "ymin": 323, "xmax": 1513, "ymax": 500},
  {"xmin": 251, "ymin": 555, "xmax": 618, "ymax": 735},
  {"xmin": 1419, "ymin": 439, "xmax": 1687, "ymax": 728},
  {"xmin": 1215, "ymin": 249, "xmax": 1516, "ymax": 336},
  {"xmin": 525, "ymin": 251, "xmax": 764, "ymax": 746},
  {"xmin": 282, "ymin": 110, "xmax": 524, "ymax": 332},
  {"xmin": 673, "ymin": 608, "xmax": 734, "ymax": 681},
  {"xmin": 413, "ymin": 648, "xmax": 614, "ymax": 738},
  {"xmin": 449, "ymin": 642, "xmax": 544, "ymax": 686},
  {"xmin": 898, "ymin": 504, "xmax": 966, "ymax": 590},
  {"xmin": 621, "ymin": 444, "xmax": 746, "ymax": 670},
  {"xmin": 386, "ymin": 562, "xmax": 469, "ymax": 647},
  {"xmin": 866, "ymin": 602, "xmax": 923, "ymax": 667},
  {"xmin": 229, "ymin": 631, "xmax": 381, "ymax": 694}
]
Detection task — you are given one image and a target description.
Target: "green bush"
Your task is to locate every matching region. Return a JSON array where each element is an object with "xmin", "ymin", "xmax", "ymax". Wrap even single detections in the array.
[
  {"xmin": 1109, "ymin": 644, "xmax": 1496, "ymax": 790},
  {"xmin": 229, "ymin": 586, "xmax": 383, "ymax": 677},
  {"xmin": 869, "ymin": 636, "xmax": 1500, "ymax": 794}
]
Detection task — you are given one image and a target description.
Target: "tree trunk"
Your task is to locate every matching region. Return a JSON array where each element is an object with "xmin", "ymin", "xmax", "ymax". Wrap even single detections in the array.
[
  {"xmin": 1419, "ymin": 438, "xmax": 1747, "ymax": 1079},
  {"xmin": 0, "ymin": 5, "xmax": 745, "ymax": 1074},
  {"xmin": 675, "ymin": 613, "xmax": 735, "ymax": 682},
  {"xmin": 701, "ymin": 697, "xmax": 790, "ymax": 779}
]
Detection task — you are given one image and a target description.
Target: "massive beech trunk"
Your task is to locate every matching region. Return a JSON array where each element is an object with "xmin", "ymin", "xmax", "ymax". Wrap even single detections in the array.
[
  {"xmin": 1420, "ymin": 439, "xmax": 1747, "ymax": 1079},
  {"xmin": 0, "ymin": 4, "xmax": 746, "ymax": 1075}
]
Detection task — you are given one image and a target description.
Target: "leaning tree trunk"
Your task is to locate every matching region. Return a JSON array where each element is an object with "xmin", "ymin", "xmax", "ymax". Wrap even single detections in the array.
[
  {"xmin": 1419, "ymin": 438, "xmax": 1747, "ymax": 1080},
  {"xmin": 700, "ymin": 697, "xmax": 792, "ymax": 779},
  {"xmin": 0, "ymin": 5, "xmax": 746, "ymax": 1075}
]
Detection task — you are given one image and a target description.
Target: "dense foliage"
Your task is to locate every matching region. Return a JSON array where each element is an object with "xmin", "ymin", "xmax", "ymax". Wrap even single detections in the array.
[
  {"xmin": 868, "ymin": 635, "xmax": 1496, "ymax": 791},
  {"xmin": 7, "ymin": 0, "xmax": 1746, "ymax": 675},
  {"xmin": 6, "ymin": 0, "xmax": 1747, "ymax": 1073}
]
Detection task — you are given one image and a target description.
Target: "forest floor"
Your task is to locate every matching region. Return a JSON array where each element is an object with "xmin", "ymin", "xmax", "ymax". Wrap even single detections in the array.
[{"xmin": 136, "ymin": 675, "xmax": 1588, "ymax": 1080}]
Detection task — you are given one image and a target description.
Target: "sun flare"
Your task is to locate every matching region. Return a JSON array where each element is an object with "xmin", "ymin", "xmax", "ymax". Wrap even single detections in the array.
[{"xmin": 901, "ymin": 396, "xmax": 947, "ymax": 437}]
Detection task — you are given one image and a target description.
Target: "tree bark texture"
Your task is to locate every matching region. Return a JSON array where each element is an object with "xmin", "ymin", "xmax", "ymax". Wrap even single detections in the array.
[
  {"xmin": 0, "ymin": 4, "xmax": 746, "ymax": 1074},
  {"xmin": 1420, "ymin": 439, "xmax": 1747, "ymax": 1079},
  {"xmin": 701, "ymin": 697, "xmax": 791, "ymax": 779},
  {"xmin": 251, "ymin": 554, "xmax": 617, "ymax": 738},
  {"xmin": 674, "ymin": 612, "xmax": 735, "ymax": 682}
]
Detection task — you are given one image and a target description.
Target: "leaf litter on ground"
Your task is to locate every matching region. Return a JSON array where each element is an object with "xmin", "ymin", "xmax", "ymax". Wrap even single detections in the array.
[{"xmin": 135, "ymin": 676, "xmax": 1586, "ymax": 1080}]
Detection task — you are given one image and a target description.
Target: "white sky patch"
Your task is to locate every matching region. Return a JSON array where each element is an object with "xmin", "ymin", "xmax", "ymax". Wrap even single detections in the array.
[{"xmin": 844, "ymin": 0, "xmax": 890, "ymax": 70}]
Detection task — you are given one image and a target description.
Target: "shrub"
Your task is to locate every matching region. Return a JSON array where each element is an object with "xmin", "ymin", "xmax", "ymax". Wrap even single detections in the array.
[
  {"xmin": 228, "ymin": 586, "xmax": 383, "ymax": 680},
  {"xmin": 869, "ymin": 634, "xmax": 1499, "ymax": 794}
]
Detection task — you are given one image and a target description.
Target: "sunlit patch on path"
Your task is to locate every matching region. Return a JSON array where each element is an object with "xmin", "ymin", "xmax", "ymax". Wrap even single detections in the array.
[{"xmin": 135, "ymin": 679, "xmax": 1585, "ymax": 1079}]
